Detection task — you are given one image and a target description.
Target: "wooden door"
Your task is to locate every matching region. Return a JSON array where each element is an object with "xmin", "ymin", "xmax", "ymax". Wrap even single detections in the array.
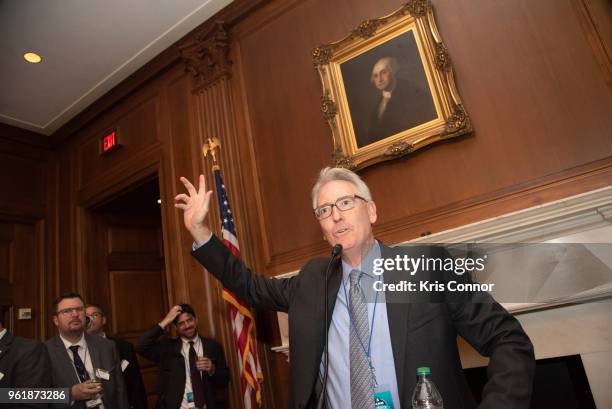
[{"xmin": 85, "ymin": 189, "xmax": 166, "ymax": 409}]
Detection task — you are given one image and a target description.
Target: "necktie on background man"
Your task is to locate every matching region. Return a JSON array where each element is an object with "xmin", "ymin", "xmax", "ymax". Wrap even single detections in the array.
[
  {"xmin": 69, "ymin": 345, "xmax": 89, "ymax": 382},
  {"xmin": 349, "ymin": 270, "xmax": 375, "ymax": 409},
  {"xmin": 189, "ymin": 341, "xmax": 206, "ymax": 409},
  {"xmin": 212, "ymin": 164, "xmax": 263, "ymax": 408}
]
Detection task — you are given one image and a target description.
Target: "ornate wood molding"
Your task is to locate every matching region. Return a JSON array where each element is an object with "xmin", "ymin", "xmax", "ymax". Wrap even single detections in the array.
[{"xmin": 180, "ymin": 21, "xmax": 232, "ymax": 92}]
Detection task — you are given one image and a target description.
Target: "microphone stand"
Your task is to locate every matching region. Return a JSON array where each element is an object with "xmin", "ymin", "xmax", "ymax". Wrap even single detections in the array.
[{"xmin": 317, "ymin": 244, "xmax": 342, "ymax": 409}]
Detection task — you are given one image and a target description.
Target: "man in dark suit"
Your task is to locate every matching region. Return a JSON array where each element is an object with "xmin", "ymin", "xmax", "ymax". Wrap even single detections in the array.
[
  {"xmin": 0, "ymin": 305, "xmax": 51, "ymax": 408},
  {"xmin": 85, "ymin": 304, "xmax": 148, "ymax": 409},
  {"xmin": 360, "ymin": 56, "xmax": 437, "ymax": 147},
  {"xmin": 175, "ymin": 169, "xmax": 535, "ymax": 409},
  {"xmin": 45, "ymin": 293, "xmax": 128, "ymax": 409},
  {"xmin": 136, "ymin": 304, "xmax": 229, "ymax": 409}
]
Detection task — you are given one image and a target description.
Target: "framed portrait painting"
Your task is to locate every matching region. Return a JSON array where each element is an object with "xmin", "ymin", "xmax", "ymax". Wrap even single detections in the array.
[{"xmin": 313, "ymin": 0, "xmax": 471, "ymax": 171}]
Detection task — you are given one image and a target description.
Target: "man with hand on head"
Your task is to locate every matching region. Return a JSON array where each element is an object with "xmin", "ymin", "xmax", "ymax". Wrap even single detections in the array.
[
  {"xmin": 45, "ymin": 293, "xmax": 128, "ymax": 409},
  {"xmin": 0, "ymin": 305, "xmax": 51, "ymax": 408},
  {"xmin": 136, "ymin": 304, "xmax": 229, "ymax": 409},
  {"xmin": 175, "ymin": 168, "xmax": 535, "ymax": 409},
  {"xmin": 85, "ymin": 304, "xmax": 147, "ymax": 409}
]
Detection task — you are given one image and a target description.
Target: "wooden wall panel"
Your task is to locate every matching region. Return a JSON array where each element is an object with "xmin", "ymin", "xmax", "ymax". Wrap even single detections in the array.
[
  {"xmin": 0, "ymin": 221, "xmax": 42, "ymax": 339},
  {"xmin": 109, "ymin": 270, "xmax": 165, "ymax": 336},
  {"xmin": 231, "ymin": 0, "xmax": 612, "ymax": 274},
  {"xmin": 0, "ymin": 136, "xmax": 52, "ymax": 340},
  {"xmin": 78, "ymin": 94, "xmax": 159, "ymax": 188},
  {"xmin": 0, "ymin": 152, "xmax": 45, "ymax": 216}
]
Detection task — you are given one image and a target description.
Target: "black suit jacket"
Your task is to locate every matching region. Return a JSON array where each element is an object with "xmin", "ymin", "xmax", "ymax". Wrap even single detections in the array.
[
  {"xmin": 107, "ymin": 336, "xmax": 148, "ymax": 409},
  {"xmin": 45, "ymin": 334, "xmax": 129, "ymax": 409},
  {"xmin": 362, "ymin": 79, "xmax": 437, "ymax": 146},
  {"xmin": 0, "ymin": 331, "xmax": 51, "ymax": 408},
  {"xmin": 136, "ymin": 325, "xmax": 229, "ymax": 409},
  {"xmin": 192, "ymin": 235, "xmax": 535, "ymax": 409}
]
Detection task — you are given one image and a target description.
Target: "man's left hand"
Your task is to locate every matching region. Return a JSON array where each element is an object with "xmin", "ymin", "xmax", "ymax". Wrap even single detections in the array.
[{"xmin": 196, "ymin": 357, "xmax": 215, "ymax": 375}]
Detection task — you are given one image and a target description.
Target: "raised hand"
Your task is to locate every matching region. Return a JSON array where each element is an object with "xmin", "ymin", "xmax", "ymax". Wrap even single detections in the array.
[
  {"xmin": 174, "ymin": 175, "xmax": 213, "ymax": 244},
  {"xmin": 159, "ymin": 305, "xmax": 183, "ymax": 329}
]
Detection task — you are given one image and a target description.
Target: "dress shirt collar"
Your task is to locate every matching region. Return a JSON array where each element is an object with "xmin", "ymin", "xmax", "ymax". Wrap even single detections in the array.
[
  {"xmin": 59, "ymin": 333, "xmax": 86, "ymax": 350},
  {"xmin": 181, "ymin": 334, "xmax": 201, "ymax": 346},
  {"xmin": 341, "ymin": 240, "xmax": 381, "ymax": 281}
]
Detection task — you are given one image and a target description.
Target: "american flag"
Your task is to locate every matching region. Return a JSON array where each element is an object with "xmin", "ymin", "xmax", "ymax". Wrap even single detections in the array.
[{"xmin": 213, "ymin": 165, "xmax": 263, "ymax": 408}]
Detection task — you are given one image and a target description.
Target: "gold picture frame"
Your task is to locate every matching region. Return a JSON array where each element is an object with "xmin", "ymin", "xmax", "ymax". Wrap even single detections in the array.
[{"xmin": 313, "ymin": 0, "xmax": 471, "ymax": 171}]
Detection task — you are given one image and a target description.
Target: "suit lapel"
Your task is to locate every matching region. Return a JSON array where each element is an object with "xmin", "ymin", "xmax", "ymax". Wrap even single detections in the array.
[
  {"xmin": 52, "ymin": 336, "xmax": 81, "ymax": 383},
  {"xmin": 381, "ymin": 244, "xmax": 410, "ymax": 404},
  {"xmin": 326, "ymin": 258, "xmax": 343, "ymax": 326},
  {"xmin": 86, "ymin": 335, "xmax": 103, "ymax": 373}
]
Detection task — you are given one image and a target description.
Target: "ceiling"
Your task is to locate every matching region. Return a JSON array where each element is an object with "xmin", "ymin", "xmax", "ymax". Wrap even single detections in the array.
[{"xmin": 0, "ymin": 0, "xmax": 233, "ymax": 136}]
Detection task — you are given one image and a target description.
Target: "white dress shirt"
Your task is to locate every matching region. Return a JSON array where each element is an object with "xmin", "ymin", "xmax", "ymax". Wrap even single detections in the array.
[
  {"xmin": 180, "ymin": 335, "xmax": 205, "ymax": 409},
  {"xmin": 60, "ymin": 333, "xmax": 104, "ymax": 408}
]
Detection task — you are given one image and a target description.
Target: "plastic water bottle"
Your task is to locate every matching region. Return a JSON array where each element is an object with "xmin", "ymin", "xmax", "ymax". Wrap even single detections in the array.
[{"xmin": 411, "ymin": 367, "xmax": 443, "ymax": 409}]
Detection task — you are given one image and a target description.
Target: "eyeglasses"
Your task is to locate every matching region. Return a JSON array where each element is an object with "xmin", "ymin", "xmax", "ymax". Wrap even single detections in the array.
[
  {"xmin": 314, "ymin": 195, "xmax": 367, "ymax": 220},
  {"xmin": 87, "ymin": 312, "xmax": 103, "ymax": 319},
  {"xmin": 57, "ymin": 306, "xmax": 85, "ymax": 316}
]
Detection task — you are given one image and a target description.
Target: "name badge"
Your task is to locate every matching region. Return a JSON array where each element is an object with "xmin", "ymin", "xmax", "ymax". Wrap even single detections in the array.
[
  {"xmin": 186, "ymin": 391, "xmax": 195, "ymax": 408},
  {"xmin": 120, "ymin": 359, "xmax": 130, "ymax": 372},
  {"xmin": 95, "ymin": 368, "xmax": 110, "ymax": 380},
  {"xmin": 374, "ymin": 384, "xmax": 394, "ymax": 409}
]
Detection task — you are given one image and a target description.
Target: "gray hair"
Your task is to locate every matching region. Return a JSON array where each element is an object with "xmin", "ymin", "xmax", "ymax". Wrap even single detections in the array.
[
  {"xmin": 372, "ymin": 57, "xmax": 400, "ymax": 78},
  {"xmin": 311, "ymin": 167, "xmax": 373, "ymax": 209}
]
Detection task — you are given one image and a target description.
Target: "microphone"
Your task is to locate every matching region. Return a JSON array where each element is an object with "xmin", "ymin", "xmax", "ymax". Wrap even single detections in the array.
[
  {"xmin": 317, "ymin": 244, "xmax": 342, "ymax": 409},
  {"xmin": 85, "ymin": 316, "xmax": 91, "ymax": 328}
]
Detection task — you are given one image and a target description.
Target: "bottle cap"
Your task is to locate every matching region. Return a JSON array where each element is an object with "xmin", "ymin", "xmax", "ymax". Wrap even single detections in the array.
[{"xmin": 417, "ymin": 366, "xmax": 431, "ymax": 376}]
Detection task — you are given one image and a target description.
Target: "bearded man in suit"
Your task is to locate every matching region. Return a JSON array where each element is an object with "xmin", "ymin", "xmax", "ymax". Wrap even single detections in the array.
[
  {"xmin": 136, "ymin": 304, "xmax": 229, "ymax": 409},
  {"xmin": 45, "ymin": 293, "xmax": 128, "ymax": 409}
]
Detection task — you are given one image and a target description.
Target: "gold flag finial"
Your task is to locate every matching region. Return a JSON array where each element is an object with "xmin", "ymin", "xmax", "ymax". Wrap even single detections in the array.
[{"xmin": 202, "ymin": 137, "xmax": 221, "ymax": 163}]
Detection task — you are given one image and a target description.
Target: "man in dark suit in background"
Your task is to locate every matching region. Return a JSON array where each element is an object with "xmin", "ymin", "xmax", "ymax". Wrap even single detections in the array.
[
  {"xmin": 175, "ymin": 169, "xmax": 535, "ymax": 409},
  {"xmin": 137, "ymin": 304, "xmax": 229, "ymax": 409},
  {"xmin": 361, "ymin": 56, "xmax": 437, "ymax": 147},
  {"xmin": 0, "ymin": 305, "xmax": 51, "ymax": 408},
  {"xmin": 86, "ymin": 304, "xmax": 148, "ymax": 409},
  {"xmin": 45, "ymin": 293, "xmax": 128, "ymax": 409}
]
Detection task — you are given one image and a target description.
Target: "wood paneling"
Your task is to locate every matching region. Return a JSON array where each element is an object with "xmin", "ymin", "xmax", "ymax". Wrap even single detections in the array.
[
  {"xmin": 85, "ymin": 201, "xmax": 166, "ymax": 408},
  {"xmin": 572, "ymin": 0, "xmax": 612, "ymax": 91},
  {"xmin": 77, "ymin": 94, "xmax": 160, "ymax": 188},
  {"xmin": 109, "ymin": 270, "xmax": 165, "ymax": 336},
  {"xmin": 0, "ymin": 135, "xmax": 51, "ymax": 340},
  {"xmin": 0, "ymin": 221, "xmax": 42, "ymax": 339},
  {"xmin": 0, "ymin": 152, "xmax": 45, "ymax": 216}
]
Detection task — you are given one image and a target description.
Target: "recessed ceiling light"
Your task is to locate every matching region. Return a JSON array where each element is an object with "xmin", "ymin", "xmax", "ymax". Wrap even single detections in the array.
[{"xmin": 24, "ymin": 52, "xmax": 42, "ymax": 64}]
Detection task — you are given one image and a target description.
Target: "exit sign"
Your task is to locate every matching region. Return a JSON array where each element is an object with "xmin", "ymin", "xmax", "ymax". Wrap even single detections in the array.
[{"xmin": 100, "ymin": 129, "xmax": 121, "ymax": 155}]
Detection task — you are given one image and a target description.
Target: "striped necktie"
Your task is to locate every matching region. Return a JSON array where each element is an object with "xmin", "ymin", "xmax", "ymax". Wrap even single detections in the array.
[{"xmin": 349, "ymin": 269, "xmax": 375, "ymax": 408}]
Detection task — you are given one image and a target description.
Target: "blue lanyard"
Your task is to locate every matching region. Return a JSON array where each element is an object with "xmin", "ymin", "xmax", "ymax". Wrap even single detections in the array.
[{"xmin": 342, "ymin": 275, "xmax": 378, "ymax": 362}]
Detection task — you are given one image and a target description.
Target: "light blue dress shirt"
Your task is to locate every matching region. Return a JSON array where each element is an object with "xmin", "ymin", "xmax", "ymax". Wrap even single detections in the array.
[
  {"xmin": 319, "ymin": 241, "xmax": 400, "ymax": 409},
  {"xmin": 195, "ymin": 237, "xmax": 400, "ymax": 407}
]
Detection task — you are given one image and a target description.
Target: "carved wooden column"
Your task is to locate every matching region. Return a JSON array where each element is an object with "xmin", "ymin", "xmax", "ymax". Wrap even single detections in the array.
[{"xmin": 180, "ymin": 21, "xmax": 263, "ymax": 409}]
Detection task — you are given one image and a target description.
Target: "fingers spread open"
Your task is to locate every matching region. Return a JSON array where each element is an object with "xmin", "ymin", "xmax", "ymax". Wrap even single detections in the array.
[{"xmin": 180, "ymin": 176, "xmax": 197, "ymax": 197}]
